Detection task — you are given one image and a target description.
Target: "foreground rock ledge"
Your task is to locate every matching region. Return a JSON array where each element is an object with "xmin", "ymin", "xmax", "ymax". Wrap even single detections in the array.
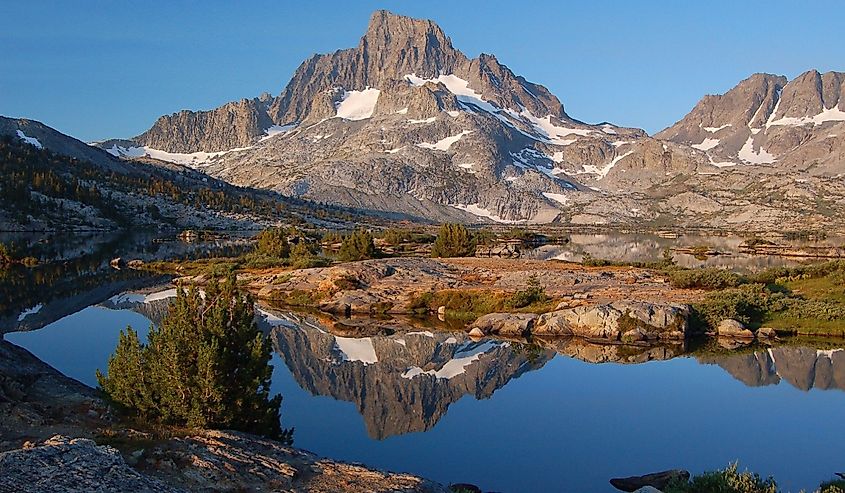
[
  {"xmin": 0, "ymin": 431, "xmax": 449, "ymax": 493},
  {"xmin": 472, "ymin": 301, "xmax": 691, "ymax": 342}
]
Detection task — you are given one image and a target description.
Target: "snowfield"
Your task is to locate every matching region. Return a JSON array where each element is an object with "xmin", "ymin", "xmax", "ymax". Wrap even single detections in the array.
[
  {"xmin": 335, "ymin": 88, "xmax": 381, "ymax": 120},
  {"xmin": 692, "ymin": 138, "xmax": 720, "ymax": 151},
  {"xmin": 416, "ymin": 130, "xmax": 473, "ymax": 151},
  {"xmin": 738, "ymin": 136, "xmax": 776, "ymax": 164}
]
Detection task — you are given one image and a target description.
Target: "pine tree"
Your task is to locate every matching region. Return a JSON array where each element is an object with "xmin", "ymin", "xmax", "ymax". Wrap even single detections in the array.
[
  {"xmin": 338, "ymin": 230, "xmax": 377, "ymax": 261},
  {"xmin": 431, "ymin": 223, "xmax": 477, "ymax": 258},
  {"xmin": 97, "ymin": 278, "xmax": 291, "ymax": 442},
  {"xmin": 255, "ymin": 227, "xmax": 290, "ymax": 258}
]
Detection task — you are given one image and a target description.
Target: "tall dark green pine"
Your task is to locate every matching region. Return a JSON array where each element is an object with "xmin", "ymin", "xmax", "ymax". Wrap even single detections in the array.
[{"xmin": 97, "ymin": 277, "xmax": 289, "ymax": 442}]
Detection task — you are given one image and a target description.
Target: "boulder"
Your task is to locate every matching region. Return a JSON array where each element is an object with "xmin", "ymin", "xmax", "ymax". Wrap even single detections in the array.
[
  {"xmin": 756, "ymin": 327, "xmax": 777, "ymax": 339},
  {"xmin": 610, "ymin": 469, "xmax": 690, "ymax": 492},
  {"xmin": 633, "ymin": 487, "xmax": 664, "ymax": 493},
  {"xmin": 533, "ymin": 301, "xmax": 690, "ymax": 341},
  {"xmin": 467, "ymin": 327, "xmax": 485, "ymax": 338},
  {"xmin": 470, "ymin": 313, "xmax": 538, "ymax": 336},
  {"xmin": 717, "ymin": 319, "xmax": 754, "ymax": 339}
]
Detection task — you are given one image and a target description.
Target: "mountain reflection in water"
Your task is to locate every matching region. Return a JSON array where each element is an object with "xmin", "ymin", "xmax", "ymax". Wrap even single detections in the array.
[
  {"xmin": 262, "ymin": 311, "xmax": 553, "ymax": 439},
  {"xmin": 258, "ymin": 309, "xmax": 845, "ymax": 441}
]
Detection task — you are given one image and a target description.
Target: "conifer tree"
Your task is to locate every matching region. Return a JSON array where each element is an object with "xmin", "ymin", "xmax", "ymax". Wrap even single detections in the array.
[
  {"xmin": 431, "ymin": 223, "xmax": 477, "ymax": 258},
  {"xmin": 338, "ymin": 230, "xmax": 377, "ymax": 261},
  {"xmin": 97, "ymin": 277, "xmax": 291, "ymax": 442}
]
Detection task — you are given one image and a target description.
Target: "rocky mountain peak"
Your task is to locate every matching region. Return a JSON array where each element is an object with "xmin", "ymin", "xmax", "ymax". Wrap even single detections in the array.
[{"xmin": 359, "ymin": 10, "xmax": 460, "ymax": 80}]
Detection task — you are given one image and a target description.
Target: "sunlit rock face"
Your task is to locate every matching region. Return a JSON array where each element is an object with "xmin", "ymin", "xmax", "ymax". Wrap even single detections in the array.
[
  {"xmin": 703, "ymin": 347, "xmax": 845, "ymax": 391},
  {"xmin": 262, "ymin": 311, "xmax": 553, "ymax": 439}
]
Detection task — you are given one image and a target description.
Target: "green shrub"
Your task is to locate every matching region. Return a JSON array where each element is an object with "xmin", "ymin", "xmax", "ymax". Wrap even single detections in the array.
[
  {"xmin": 255, "ymin": 228, "xmax": 290, "ymax": 258},
  {"xmin": 97, "ymin": 277, "xmax": 291, "ymax": 442},
  {"xmin": 432, "ymin": 224, "xmax": 477, "ymax": 258},
  {"xmin": 338, "ymin": 230, "xmax": 377, "ymax": 261},
  {"xmin": 692, "ymin": 284, "xmax": 770, "ymax": 328},
  {"xmin": 507, "ymin": 276, "xmax": 547, "ymax": 308},
  {"xmin": 665, "ymin": 463, "xmax": 777, "ymax": 493},
  {"xmin": 670, "ymin": 268, "xmax": 745, "ymax": 290}
]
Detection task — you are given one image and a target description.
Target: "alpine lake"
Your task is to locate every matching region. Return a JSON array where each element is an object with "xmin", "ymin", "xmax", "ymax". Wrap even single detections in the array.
[{"xmin": 2, "ymin": 230, "xmax": 844, "ymax": 493}]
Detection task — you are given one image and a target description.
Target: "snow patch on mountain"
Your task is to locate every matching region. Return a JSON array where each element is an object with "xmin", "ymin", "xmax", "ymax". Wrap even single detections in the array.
[
  {"xmin": 692, "ymin": 138, "xmax": 720, "ymax": 151},
  {"xmin": 416, "ymin": 130, "xmax": 472, "ymax": 151},
  {"xmin": 334, "ymin": 337, "xmax": 378, "ymax": 365},
  {"xmin": 542, "ymin": 192, "xmax": 570, "ymax": 206},
  {"xmin": 738, "ymin": 137, "xmax": 776, "ymax": 164},
  {"xmin": 703, "ymin": 124, "xmax": 732, "ymax": 132},
  {"xmin": 407, "ymin": 117, "xmax": 436, "ymax": 124},
  {"xmin": 766, "ymin": 105, "xmax": 845, "ymax": 128},
  {"xmin": 17, "ymin": 304, "xmax": 43, "ymax": 322},
  {"xmin": 335, "ymin": 88, "xmax": 381, "ymax": 120},
  {"xmin": 450, "ymin": 203, "xmax": 522, "ymax": 223},
  {"xmin": 581, "ymin": 150, "xmax": 634, "ymax": 179},
  {"xmin": 16, "ymin": 130, "xmax": 43, "ymax": 149},
  {"xmin": 105, "ymin": 144, "xmax": 249, "ymax": 167},
  {"xmin": 401, "ymin": 341, "xmax": 502, "ymax": 380},
  {"xmin": 261, "ymin": 124, "xmax": 297, "ymax": 140}
]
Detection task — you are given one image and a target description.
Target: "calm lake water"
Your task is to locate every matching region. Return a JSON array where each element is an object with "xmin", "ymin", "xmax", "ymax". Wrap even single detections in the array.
[
  {"xmin": 2, "ymin": 231, "xmax": 844, "ymax": 492},
  {"xmin": 5, "ymin": 289, "xmax": 845, "ymax": 493}
]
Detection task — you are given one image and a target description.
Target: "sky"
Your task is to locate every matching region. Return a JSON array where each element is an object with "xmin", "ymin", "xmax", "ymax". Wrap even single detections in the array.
[{"xmin": 1, "ymin": 0, "xmax": 844, "ymax": 142}]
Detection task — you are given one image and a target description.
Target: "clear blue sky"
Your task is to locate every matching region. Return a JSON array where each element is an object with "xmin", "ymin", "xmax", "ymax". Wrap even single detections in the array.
[{"xmin": 2, "ymin": 0, "xmax": 843, "ymax": 142}]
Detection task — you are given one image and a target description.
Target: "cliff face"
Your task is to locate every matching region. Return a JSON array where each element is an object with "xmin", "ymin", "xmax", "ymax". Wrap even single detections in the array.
[{"xmin": 136, "ymin": 97, "xmax": 274, "ymax": 153}]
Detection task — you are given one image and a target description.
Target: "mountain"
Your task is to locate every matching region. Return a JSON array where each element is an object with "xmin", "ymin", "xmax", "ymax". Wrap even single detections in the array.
[
  {"xmin": 97, "ymin": 11, "xmax": 845, "ymax": 231},
  {"xmin": 0, "ymin": 117, "xmax": 376, "ymax": 231},
  {"xmin": 658, "ymin": 70, "xmax": 845, "ymax": 173}
]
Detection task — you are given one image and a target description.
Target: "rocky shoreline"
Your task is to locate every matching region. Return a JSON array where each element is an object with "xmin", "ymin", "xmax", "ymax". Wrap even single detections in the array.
[{"xmin": 0, "ymin": 339, "xmax": 450, "ymax": 492}]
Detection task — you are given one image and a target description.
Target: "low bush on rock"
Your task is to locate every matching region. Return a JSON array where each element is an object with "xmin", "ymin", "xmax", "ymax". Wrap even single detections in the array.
[{"xmin": 669, "ymin": 268, "xmax": 745, "ymax": 290}]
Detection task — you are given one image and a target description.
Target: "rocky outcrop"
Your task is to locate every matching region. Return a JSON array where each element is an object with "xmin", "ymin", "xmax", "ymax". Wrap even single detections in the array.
[
  {"xmin": 716, "ymin": 319, "xmax": 755, "ymax": 339},
  {"xmin": 530, "ymin": 301, "xmax": 690, "ymax": 341},
  {"xmin": 141, "ymin": 430, "xmax": 449, "ymax": 493},
  {"xmin": 235, "ymin": 257, "xmax": 693, "ymax": 317},
  {"xmin": 0, "ymin": 436, "xmax": 180, "ymax": 493},
  {"xmin": 0, "ymin": 340, "xmax": 110, "ymax": 450},
  {"xmin": 471, "ymin": 312, "xmax": 537, "ymax": 336},
  {"xmin": 136, "ymin": 97, "xmax": 274, "ymax": 153},
  {"xmin": 0, "ymin": 432, "xmax": 449, "ymax": 493},
  {"xmin": 610, "ymin": 469, "xmax": 690, "ymax": 492}
]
